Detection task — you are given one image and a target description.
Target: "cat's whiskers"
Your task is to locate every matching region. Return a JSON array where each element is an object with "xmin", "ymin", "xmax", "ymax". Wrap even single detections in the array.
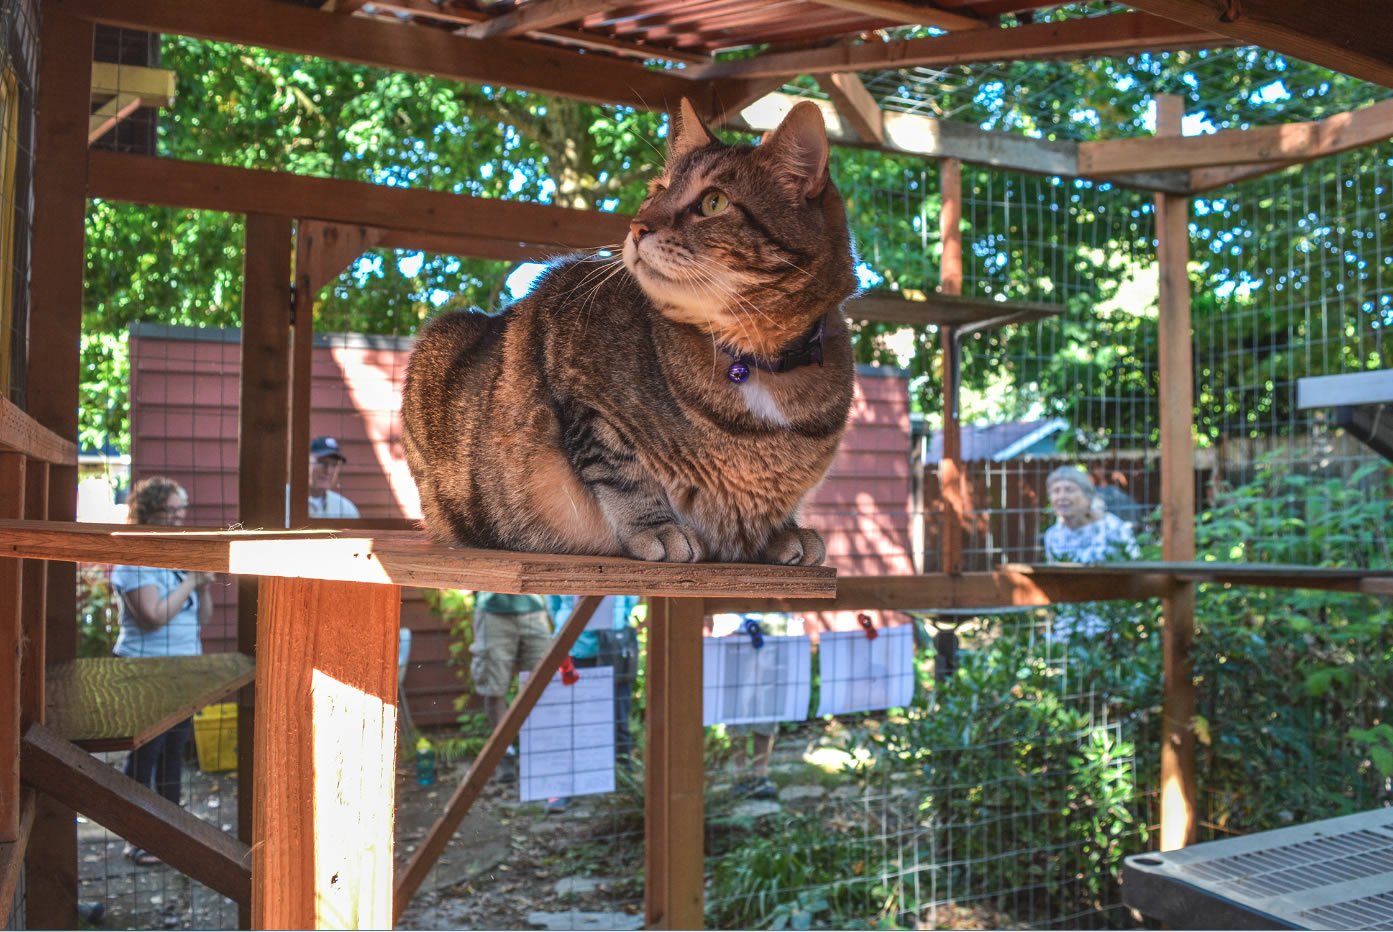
[
  {"xmin": 772, "ymin": 253, "xmax": 816, "ymax": 278},
  {"xmin": 575, "ymin": 258, "xmax": 630, "ymax": 336},
  {"xmin": 686, "ymin": 266, "xmax": 763, "ymax": 358}
]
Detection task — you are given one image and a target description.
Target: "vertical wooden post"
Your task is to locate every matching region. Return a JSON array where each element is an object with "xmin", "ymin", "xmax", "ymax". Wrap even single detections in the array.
[
  {"xmin": 252, "ymin": 578, "xmax": 400, "ymax": 930},
  {"xmin": 0, "ymin": 453, "xmax": 25, "ymax": 844},
  {"xmin": 644, "ymin": 597, "xmax": 705, "ymax": 929},
  {"xmin": 21, "ymin": 463, "xmax": 49, "ymax": 726},
  {"xmin": 238, "ymin": 213, "xmax": 294, "ymax": 926},
  {"xmin": 289, "ymin": 223, "xmax": 315, "ymax": 529},
  {"xmin": 1155, "ymin": 94, "xmax": 1198, "ymax": 851},
  {"xmin": 939, "ymin": 158, "xmax": 967, "ymax": 575},
  {"xmin": 27, "ymin": 10, "xmax": 93, "ymax": 926}
]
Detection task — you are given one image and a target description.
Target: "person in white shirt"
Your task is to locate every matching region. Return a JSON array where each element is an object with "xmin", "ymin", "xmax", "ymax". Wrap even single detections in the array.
[
  {"xmin": 307, "ymin": 435, "xmax": 359, "ymax": 520},
  {"xmin": 1043, "ymin": 466, "xmax": 1139, "ymax": 639}
]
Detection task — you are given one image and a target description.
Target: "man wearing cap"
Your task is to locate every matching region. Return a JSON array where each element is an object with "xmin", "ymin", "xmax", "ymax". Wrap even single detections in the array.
[
  {"xmin": 1043, "ymin": 466, "xmax": 1138, "ymax": 638},
  {"xmin": 307, "ymin": 436, "xmax": 360, "ymax": 520}
]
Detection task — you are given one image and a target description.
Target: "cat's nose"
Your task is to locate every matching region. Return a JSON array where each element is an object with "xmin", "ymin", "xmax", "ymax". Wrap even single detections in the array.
[{"xmin": 629, "ymin": 219, "xmax": 650, "ymax": 242}]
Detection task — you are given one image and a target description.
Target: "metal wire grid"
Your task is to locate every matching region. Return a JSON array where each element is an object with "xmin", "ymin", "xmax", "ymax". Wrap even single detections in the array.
[
  {"xmin": 947, "ymin": 169, "xmax": 1158, "ymax": 568},
  {"xmin": 1193, "ymin": 144, "xmax": 1393, "ymax": 566},
  {"xmin": 0, "ymin": 0, "xmax": 36, "ymax": 407}
]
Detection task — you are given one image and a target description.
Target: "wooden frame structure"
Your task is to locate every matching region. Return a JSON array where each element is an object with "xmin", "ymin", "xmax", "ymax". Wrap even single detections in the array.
[{"xmin": 7, "ymin": 0, "xmax": 1393, "ymax": 928}]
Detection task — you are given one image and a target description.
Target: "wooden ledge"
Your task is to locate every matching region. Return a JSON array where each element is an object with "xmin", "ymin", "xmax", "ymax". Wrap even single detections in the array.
[
  {"xmin": 849, "ymin": 291, "xmax": 1061, "ymax": 329},
  {"xmin": 1006, "ymin": 561, "xmax": 1393, "ymax": 593},
  {"xmin": 0, "ymin": 521, "xmax": 837, "ymax": 598},
  {"xmin": 0, "ymin": 396, "xmax": 77, "ymax": 466},
  {"xmin": 46, "ymin": 653, "xmax": 255, "ymax": 752},
  {"xmin": 706, "ymin": 562, "xmax": 1393, "ymax": 613}
]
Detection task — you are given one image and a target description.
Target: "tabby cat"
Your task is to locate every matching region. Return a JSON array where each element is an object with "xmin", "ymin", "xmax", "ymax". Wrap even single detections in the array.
[{"xmin": 401, "ymin": 99, "xmax": 856, "ymax": 564}]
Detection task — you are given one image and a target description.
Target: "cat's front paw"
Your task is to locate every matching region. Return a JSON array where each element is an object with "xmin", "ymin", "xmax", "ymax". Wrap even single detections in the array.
[
  {"xmin": 625, "ymin": 523, "xmax": 705, "ymax": 563},
  {"xmin": 763, "ymin": 526, "xmax": 827, "ymax": 566}
]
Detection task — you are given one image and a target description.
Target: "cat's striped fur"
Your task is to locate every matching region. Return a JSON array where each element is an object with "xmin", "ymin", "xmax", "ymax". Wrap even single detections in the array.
[{"xmin": 401, "ymin": 100, "xmax": 856, "ymax": 564}]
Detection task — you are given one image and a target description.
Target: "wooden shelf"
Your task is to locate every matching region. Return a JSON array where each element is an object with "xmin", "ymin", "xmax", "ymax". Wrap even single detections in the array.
[
  {"xmin": 45, "ymin": 653, "xmax": 255, "ymax": 752},
  {"xmin": 1006, "ymin": 560, "xmax": 1393, "ymax": 590},
  {"xmin": 0, "ymin": 520, "xmax": 837, "ymax": 599},
  {"xmin": 847, "ymin": 292, "xmax": 1062, "ymax": 329}
]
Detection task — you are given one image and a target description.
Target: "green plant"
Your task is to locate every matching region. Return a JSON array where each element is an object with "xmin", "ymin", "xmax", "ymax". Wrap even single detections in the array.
[{"xmin": 77, "ymin": 563, "xmax": 120, "ymax": 658}]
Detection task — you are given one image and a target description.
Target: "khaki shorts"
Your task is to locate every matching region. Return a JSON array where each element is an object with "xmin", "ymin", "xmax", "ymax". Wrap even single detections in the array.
[{"xmin": 470, "ymin": 610, "xmax": 552, "ymax": 697}]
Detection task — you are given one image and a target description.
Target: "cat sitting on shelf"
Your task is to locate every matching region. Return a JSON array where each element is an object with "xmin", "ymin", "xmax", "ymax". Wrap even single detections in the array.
[{"xmin": 401, "ymin": 98, "xmax": 856, "ymax": 565}]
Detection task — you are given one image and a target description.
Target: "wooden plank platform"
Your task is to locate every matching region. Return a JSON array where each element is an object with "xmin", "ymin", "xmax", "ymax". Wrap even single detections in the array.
[
  {"xmin": 1005, "ymin": 561, "xmax": 1393, "ymax": 593},
  {"xmin": 45, "ymin": 654, "xmax": 255, "ymax": 752},
  {"xmin": 0, "ymin": 521, "xmax": 837, "ymax": 598}
]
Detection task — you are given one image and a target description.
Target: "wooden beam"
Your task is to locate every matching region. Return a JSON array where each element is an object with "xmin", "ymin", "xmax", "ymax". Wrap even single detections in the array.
[
  {"xmin": 808, "ymin": 0, "xmax": 988, "ymax": 32},
  {"xmin": 1080, "ymin": 96, "xmax": 1393, "ymax": 175},
  {"xmin": 0, "ymin": 521, "xmax": 839, "ymax": 600},
  {"xmin": 88, "ymin": 151, "xmax": 631, "ymax": 250},
  {"xmin": 21, "ymin": 722, "xmax": 251, "ymax": 903},
  {"xmin": 736, "ymin": 93, "xmax": 1193, "ymax": 193},
  {"xmin": 644, "ymin": 597, "xmax": 705, "ymax": 930},
  {"xmin": 848, "ymin": 291, "xmax": 1061, "ymax": 328},
  {"xmin": 393, "ymin": 596, "xmax": 602, "ymax": 921},
  {"xmin": 938, "ymin": 158, "xmax": 966, "ymax": 576},
  {"xmin": 1154, "ymin": 94, "xmax": 1197, "ymax": 853},
  {"xmin": 297, "ymin": 221, "xmax": 379, "ymax": 296},
  {"xmin": 87, "ymin": 94, "xmax": 143, "ymax": 144},
  {"xmin": 691, "ymin": 12, "xmax": 1228, "ymax": 80},
  {"xmin": 1188, "ymin": 158, "xmax": 1292, "ymax": 192},
  {"xmin": 21, "ymin": 464, "xmax": 49, "ymax": 729},
  {"xmin": 58, "ymin": 0, "xmax": 723, "ymax": 113},
  {"xmin": 816, "ymin": 72, "xmax": 884, "ymax": 144},
  {"xmin": 27, "ymin": 10, "xmax": 92, "ymax": 927},
  {"xmin": 0, "ymin": 454, "xmax": 24, "ymax": 843},
  {"xmin": 361, "ymin": 0, "xmax": 713, "ymax": 66},
  {"xmin": 0, "ymin": 790, "xmax": 34, "ymax": 922},
  {"xmin": 253, "ymin": 577, "xmax": 400, "ymax": 929},
  {"xmin": 704, "ymin": 569, "xmax": 1181, "ymax": 614},
  {"xmin": 464, "ymin": 0, "xmax": 623, "ymax": 40},
  {"xmin": 373, "ymin": 228, "xmax": 582, "ymax": 263},
  {"xmin": 238, "ymin": 213, "xmax": 293, "ymax": 903},
  {"xmin": 0, "ymin": 396, "xmax": 78, "ymax": 466},
  {"xmin": 1122, "ymin": 0, "xmax": 1393, "ymax": 89}
]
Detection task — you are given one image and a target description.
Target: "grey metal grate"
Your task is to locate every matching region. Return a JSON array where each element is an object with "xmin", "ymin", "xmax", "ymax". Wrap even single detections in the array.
[
  {"xmin": 1297, "ymin": 890, "xmax": 1393, "ymax": 930},
  {"xmin": 1186, "ymin": 830, "xmax": 1393, "ymax": 897},
  {"xmin": 1124, "ymin": 809, "xmax": 1393, "ymax": 930}
]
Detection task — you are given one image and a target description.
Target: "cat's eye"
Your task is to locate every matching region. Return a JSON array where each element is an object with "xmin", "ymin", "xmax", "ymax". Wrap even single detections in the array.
[{"xmin": 697, "ymin": 190, "xmax": 730, "ymax": 217}]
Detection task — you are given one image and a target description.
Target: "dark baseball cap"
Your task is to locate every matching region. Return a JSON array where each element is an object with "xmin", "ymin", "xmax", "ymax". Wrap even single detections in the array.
[{"xmin": 310, "ymin": 436, "xmax": 347, "ymax": 462}]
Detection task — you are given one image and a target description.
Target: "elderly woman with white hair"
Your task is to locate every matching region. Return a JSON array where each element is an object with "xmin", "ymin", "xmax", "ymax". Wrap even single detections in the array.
[{"xmin": 1043, "ymin": 466, "xmax": 1139, "ymax": 639}]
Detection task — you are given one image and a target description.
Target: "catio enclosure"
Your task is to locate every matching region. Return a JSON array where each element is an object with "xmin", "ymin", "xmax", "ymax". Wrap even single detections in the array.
[{"xmin": 2, "ymin": 0, "xmax": 1393, "ymax": 930}]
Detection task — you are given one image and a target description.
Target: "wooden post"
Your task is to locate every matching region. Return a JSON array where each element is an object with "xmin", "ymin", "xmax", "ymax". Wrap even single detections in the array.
[
  {"xmin": 0, "ymin": 453, "xmax": 24, "ymax": 843},
  {"xmin": 644, "ymin": 597, "xmax": 705, "ymax": 929},
  {"xmin": 252, "ymin": 577, "xmax": 400, "ymax": 930},
  {"xmin": 289, "ymin": 221, "xmax": 376, "ymax": 528},
  {"xmin": 939, "ymin": 158, "xmax": 967, "ymax": 575},
  {"xmin": 1155, "ymin": 94, "xmax": 1198, "ymax": 851},
  {"xmin": 27, "ymin": 10, "xmax": 93, "ymax": 926},
  {"xmin": 21, "ymin": 463, "xmax": 49, "ymax": 726},
  {"xmin": 238, "ymin": 213, "xmax": 294, "ymax": 925}
]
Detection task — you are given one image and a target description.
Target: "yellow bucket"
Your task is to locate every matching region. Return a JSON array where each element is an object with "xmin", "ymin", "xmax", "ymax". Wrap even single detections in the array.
[{"xmin": 193, "ymin": 703, "xmax": 238, "ymax": 772}]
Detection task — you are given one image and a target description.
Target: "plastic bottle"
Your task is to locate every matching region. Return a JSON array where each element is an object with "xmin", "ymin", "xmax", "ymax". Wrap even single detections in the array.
[{"xmin": 414, "ymin": 736, "xmax": 436, "ymax": 786}]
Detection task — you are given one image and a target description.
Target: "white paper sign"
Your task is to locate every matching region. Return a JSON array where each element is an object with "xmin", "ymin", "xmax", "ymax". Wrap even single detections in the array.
[
  {"xmin": 518, "ymin": 666, "xmax": 615, "ymax": 802},
  {"xmin": 815, "ymin": 624, "xmax": 916, "ymax": 717},
  {"xmin": 703, "ymin": 634, "xmax": 812, "ymax": 726}
]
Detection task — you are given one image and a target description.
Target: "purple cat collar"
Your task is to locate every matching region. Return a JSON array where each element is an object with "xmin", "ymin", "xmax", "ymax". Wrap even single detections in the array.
[{"xmin": 724, "ymin": 315, "xmax": 827, "ymax": 384}]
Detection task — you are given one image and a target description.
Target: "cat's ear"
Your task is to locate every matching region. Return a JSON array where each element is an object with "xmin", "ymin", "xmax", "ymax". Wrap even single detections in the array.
[
  {"xmin": 668, "ymin": 98, "xmax": 718, "ymax": 164},
  {"xmin": 760, "ymin": 100, "xmax": 830, "ymax": 199}
]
